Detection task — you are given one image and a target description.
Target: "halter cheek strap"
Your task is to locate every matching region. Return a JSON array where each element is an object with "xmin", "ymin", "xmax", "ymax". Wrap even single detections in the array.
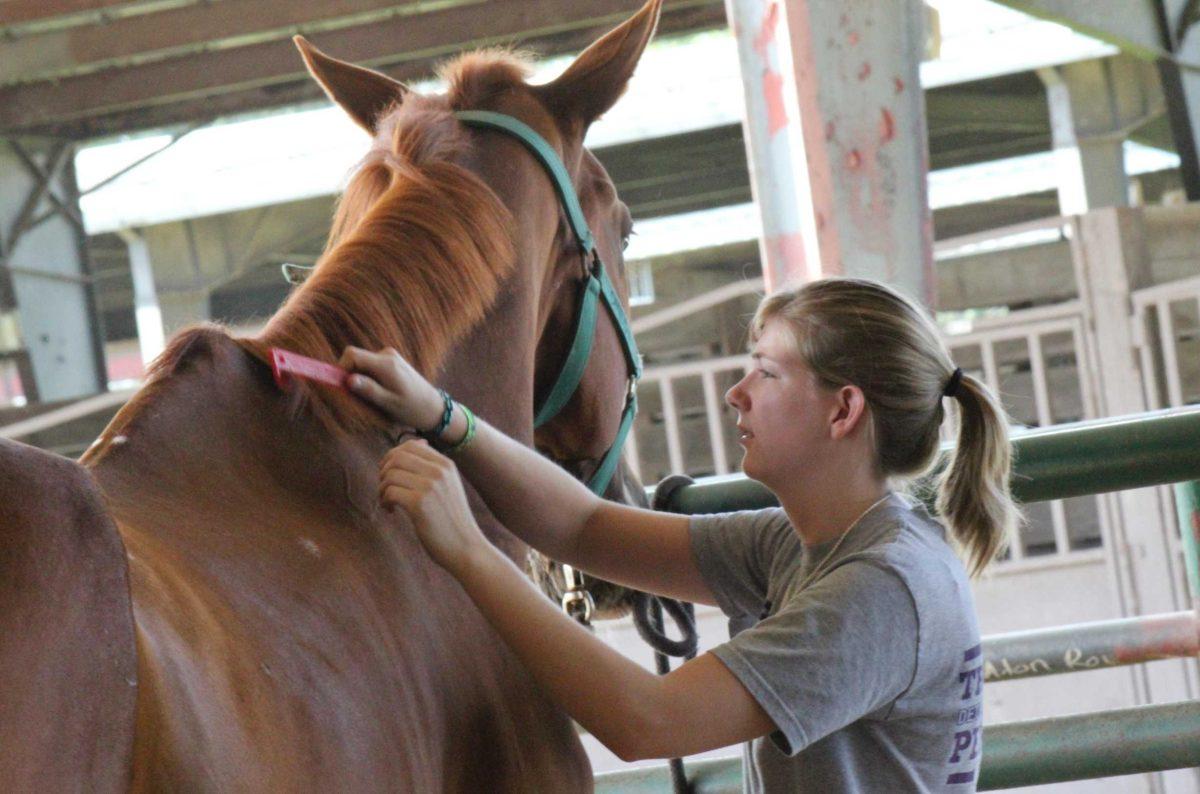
[{"xmin": 454, "ymin": 110, "xmax": 642, "ymax": 497}]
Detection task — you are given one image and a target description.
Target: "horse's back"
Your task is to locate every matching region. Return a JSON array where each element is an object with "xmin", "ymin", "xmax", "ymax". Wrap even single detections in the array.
[{"xmin": 0, "ymin": 437, "xmax": 137, "ymax": 792}]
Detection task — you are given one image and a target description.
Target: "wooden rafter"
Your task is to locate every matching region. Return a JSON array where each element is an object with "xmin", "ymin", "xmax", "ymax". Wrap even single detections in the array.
[{"xmin": 0, "ymin": 0, "xmax": 727, "ymax": 139}]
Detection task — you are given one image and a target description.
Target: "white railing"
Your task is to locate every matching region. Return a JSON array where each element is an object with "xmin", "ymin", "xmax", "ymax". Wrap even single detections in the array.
[
  {"xmin": 1132, "ymin": 274, "xmax": 1200, "ymax": 410},
  {"xmin": 942, "ymin": 302, "xmax": 1102, "ymax": 560},
  {"xmin": 625, "ymin": 354, "xmax": 750, "ymax": 483}
]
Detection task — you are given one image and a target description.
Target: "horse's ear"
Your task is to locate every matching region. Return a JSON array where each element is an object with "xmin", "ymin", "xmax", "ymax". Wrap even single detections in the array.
[
  {"xmin": 538, "ymin": 0, "xmax": 662, "ymax": 127},
  {"xmin": 294, "ymin": 36, "xmax": 406, "ymax": 134}
]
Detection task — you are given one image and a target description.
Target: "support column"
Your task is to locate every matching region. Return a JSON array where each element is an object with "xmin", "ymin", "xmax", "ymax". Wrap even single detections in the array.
[
  {"xmin": 725, "ymin": 0, "xmax": 934, "ymax": 302},
  {"xmin": 116, "ymin": 229, "xmax": 166, "ymax": 366},
  {"xmin": 0, "ymin": 137, "xmax": 107, "ymax": 403},
  {"xmin": 1039, "ymin": 57, "xmax": 1162, "ymax": 215}
]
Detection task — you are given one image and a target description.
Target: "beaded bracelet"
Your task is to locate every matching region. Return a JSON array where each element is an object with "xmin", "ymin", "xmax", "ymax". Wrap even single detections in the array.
[
  {"xmin": 447, "ymin": 403, "xmax": 477, "ymax": 455},
  {"xmin": 420, "ymin": 389, "xmax": 454, "ymax": 441}
]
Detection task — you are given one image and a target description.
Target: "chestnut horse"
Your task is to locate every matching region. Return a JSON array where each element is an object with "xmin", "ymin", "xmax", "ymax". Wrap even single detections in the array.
[{"xmin": 0, "ymin": 2, "xmax": 661, "ymax": 790}]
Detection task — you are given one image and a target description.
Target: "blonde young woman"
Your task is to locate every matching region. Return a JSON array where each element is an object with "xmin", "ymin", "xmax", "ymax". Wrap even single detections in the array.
[{"xmin": 341, "ymin": 277, "xmax": 1018, "ymax": 793}]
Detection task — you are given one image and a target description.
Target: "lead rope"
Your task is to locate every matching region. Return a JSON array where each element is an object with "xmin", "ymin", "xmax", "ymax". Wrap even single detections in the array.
[{"xmin": 649, "ymin": 474, "xmax": 700, "ymax": 794}]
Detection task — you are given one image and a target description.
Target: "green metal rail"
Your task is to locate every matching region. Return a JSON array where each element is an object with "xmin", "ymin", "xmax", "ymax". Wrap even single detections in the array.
[
  {"xmin": 595, "ymin": 702, "xmax": 1200, "ymax": 792},
  {"xmin": 652, "ymin": 405, "xmax": 1200, "ymax": 514}
]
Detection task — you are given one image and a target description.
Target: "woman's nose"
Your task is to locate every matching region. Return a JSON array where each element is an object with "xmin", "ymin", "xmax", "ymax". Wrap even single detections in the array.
[{"xmin": 726, "ymin": 376, "xmax": 749, "ymax": 411}]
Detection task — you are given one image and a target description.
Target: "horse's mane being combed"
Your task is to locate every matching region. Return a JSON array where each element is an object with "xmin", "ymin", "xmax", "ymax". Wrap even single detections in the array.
[
  {"xmin": 82, "ymin": 52, "xmax": 536, "ymax": 458},
  {"xmin": 235, "ymin": 64, "xmax": 534, "ymax": 436}
]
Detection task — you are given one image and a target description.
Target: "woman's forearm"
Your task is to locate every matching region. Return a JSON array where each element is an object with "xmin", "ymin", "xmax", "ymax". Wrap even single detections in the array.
[
  {"xmin": 459, "ymin": 543, "xmax": 663, "ymax": 761},
  {"xmin": 444, "ymin": 405, "xmax": 600, "ymax": 561}
]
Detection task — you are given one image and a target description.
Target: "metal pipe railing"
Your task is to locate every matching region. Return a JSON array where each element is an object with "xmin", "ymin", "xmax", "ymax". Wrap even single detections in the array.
[
  {"xmin": 651, "ymin": 406, "xmax": 1200, "ymax": 514},
  {"xmin": 1174, "ymin": 480, "xmax": 1200, "ymax": 607},
  {"xmin": 982, "ymin": 611, "xmax": 1199, "ymax": 682},
  {"xmin": 594, "ymin": 701, "xmax": 1200, "ymax": 792}
]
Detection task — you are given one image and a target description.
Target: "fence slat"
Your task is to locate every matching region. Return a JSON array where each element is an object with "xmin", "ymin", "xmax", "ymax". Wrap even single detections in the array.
[{"xmin": 700, "ymin": 371, "xmax": 728, "ymax": 475}]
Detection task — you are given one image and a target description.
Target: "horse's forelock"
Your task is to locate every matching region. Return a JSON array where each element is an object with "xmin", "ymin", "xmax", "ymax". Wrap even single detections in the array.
[{"xmin": 439, "ymin": 48, "xmax": 536, "ymax": 109}]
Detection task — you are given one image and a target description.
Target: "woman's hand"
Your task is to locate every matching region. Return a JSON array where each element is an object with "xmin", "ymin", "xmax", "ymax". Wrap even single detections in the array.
[
  {"xmin": 340, "ymin": 346, "xmax": 444, "ymax": 431},
  {"xmin": 379, "ymin": 438, "xmax": 489, "ymax": 575}
]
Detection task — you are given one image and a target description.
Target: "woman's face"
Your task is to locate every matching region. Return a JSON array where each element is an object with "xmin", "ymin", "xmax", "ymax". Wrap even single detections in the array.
[{"xmin": 725, "ymin": 318, "xmax": 839, "ymax": 489}]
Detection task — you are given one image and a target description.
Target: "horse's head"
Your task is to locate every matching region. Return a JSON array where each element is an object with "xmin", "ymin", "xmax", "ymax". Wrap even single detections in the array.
[{"xmin": 290, "ymin": 1, "xmax": 660, "ymax": 615}]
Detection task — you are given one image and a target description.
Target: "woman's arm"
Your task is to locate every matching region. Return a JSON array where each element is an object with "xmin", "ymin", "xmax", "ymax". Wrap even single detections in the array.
[
  {"xmin": 346, "ymin": 346, "xmax": 715, "ymax": 605},
  {"xmin": 379, "ymin": 438, "xmax": 774, "ymax": 760}
]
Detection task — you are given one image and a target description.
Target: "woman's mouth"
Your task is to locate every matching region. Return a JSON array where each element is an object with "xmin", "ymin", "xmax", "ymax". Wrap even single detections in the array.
[{"xmin": 737, "ymin": 426, "xmax": 754, "ymax": 444}]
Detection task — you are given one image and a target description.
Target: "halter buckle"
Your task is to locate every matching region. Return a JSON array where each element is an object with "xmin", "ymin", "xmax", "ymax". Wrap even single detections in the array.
[
  {"xmin": 560, "ymin": 563, "xmax": 595, "ymax": 625},
  {"xmin": 581, "ymin": 247, "xmax": 602, "ymax": 281}
]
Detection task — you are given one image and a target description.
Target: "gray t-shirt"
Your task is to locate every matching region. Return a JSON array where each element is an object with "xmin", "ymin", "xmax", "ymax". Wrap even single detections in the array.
[{"xmin": 689, "ymin": 493, "xmax": 983, "ymax": 793}]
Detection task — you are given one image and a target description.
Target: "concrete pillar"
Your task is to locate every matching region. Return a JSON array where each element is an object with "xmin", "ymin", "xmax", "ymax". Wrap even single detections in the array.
[
  {"xmin": 725, "ymin": 0, "xmax": 934, "ymax": 303},
  {"xmin": 1039, "ymin": 57, "xmax": 1161, "ymax": 215},
  {"xmin": 0, "ymin": 138, "xmax": 106, "ymax": 402},
  {"xmin": 116, "ymin": 229, "xmax": 166, "ymax": 365}
]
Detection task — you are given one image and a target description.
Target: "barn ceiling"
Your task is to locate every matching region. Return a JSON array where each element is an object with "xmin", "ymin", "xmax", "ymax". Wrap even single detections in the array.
[{"xmin": 0, "ymin": 0, "xmax": 728, "ymax": 140}]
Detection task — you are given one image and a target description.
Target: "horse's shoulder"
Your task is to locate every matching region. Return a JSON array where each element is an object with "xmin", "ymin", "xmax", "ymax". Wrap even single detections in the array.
[{"xmin": 0, "ymin": 437, "xmax": 137, "ymax": 791}]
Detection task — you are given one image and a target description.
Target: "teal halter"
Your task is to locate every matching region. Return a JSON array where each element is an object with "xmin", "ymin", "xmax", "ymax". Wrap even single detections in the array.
[
  {"xmin": 454, "ymin": 110, "xmax": 642, "ymax": 496},
  {"xmin": 283, "ymin": 111, "xmax": 643, "ymax": 496}
]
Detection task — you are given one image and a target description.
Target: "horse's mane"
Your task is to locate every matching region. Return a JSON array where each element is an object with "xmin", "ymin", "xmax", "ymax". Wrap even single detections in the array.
[
  {"xmin": 219, "ymin": 51, "xmax": 543, "ymax": 437},
  {"xmin": 81, "ymin": 51, "xmax": 547, "ymax": 462}
]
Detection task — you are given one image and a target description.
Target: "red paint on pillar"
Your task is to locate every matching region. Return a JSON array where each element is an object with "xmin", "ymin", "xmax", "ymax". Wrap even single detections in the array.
[
  {"xmin": 847, "ymin": 30, "xmax": 860, "ymax": 46},
  {"xmin": 893, "ymin": 76, "xmax": 905, "ymax": 94},
  {"xmin": 879, "ymin": 108, "xmax": 896, "ymax": 143},
  {"xmin": 845, "ymin": 149, "xmax": 862, "ymax": 170},
  {"xmin": 754, "ymin": 2, "xmax": 779, "ymax": 57},
  {"xmin": 824, "ymin": 121, "xmax": 836, "ymax": 140},
  {"xmin": 857, "ymin": 62, "xmax": 872, "ymax": 81},
  {"xmin": 763, "ymin": 69, "xmax": 788, "ymax": 136}
]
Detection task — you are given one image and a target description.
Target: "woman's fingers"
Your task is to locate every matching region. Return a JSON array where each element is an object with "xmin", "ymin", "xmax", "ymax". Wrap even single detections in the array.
[
  {"xmin": 380, "ymin": 479, "xmax": 421, "ymax": 510},
  {"xmin": 348, "ymin": 372, "xmax": 402, "ymax": 415},
  {"xmin": 377, "ymin": 465, "xmax": 437, "ymax": 498},
  {"xmin": 380, "ymin": 439, "xmax": 446, "ymax": 472}
]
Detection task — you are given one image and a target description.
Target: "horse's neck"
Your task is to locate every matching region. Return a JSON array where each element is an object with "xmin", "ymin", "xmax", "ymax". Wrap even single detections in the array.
[{"xmin": 107, "ymin": 294, "xmax": 536, "ymax": 562}]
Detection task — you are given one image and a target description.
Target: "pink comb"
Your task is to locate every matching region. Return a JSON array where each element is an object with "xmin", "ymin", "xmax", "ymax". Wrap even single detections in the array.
[{"xmin": 270, "ymin": 348, "xmax": 349, "ymax": 391}]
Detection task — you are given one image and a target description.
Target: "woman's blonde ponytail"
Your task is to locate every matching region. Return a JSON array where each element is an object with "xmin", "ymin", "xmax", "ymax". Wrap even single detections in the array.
[{"xmin": 936, "ymin": 373, "xmax": 1018, "ymax": 576}]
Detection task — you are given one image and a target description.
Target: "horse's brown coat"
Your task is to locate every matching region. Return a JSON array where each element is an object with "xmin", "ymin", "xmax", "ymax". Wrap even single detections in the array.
[
  {"xmin": 0, "ymin": 438, "xmax": 137, "ymax": 793},
  {"xmin": 0, "ymin": 2, "xmax": 661, "ymax": 789},
  {"xmin": 86, "ymin": 328, "xmax": 587, "ymax": 791}
]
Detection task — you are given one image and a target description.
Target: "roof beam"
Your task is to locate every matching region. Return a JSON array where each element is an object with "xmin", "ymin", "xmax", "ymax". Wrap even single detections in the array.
[
  {"xmin": 0, "ymin": 0, "xmax": 484, "ymax": 86},
  {"xmin": 0, "ymin": 0, "xmax": 158, "ymax": 31},
  {"xmin": 0, "ymin": 0, "xmax": 726, "ymax": 137},
  {"xmin": 989, "ymin": 1, "xmax": 1167, "ymax": 59}
]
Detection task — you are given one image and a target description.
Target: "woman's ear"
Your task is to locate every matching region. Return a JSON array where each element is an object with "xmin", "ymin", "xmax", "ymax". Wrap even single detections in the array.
[{"xmin": 829, "ymin": 385, "xmax": 869, "ymax": 440}]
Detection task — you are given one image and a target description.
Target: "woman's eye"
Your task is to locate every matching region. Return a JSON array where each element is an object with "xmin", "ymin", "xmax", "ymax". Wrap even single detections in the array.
[{"xmin": 758, "ymin": 368, "xmax": 775, "ymax": 379}]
